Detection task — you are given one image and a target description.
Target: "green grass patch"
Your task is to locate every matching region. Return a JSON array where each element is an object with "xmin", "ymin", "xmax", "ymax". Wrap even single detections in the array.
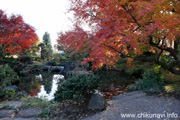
[
  {"xmin": 20, "ymin": 97, "xmax": 59, "ymax": 118},
  {"xmin": 21, "ymin": 97, "xmax": 51, "ymax": 108},
  {"xmin": 164, "ymin": 83, "xmax": 180, "ymax": 93},
  {"xmin": 162, "ymin": 70, "xmax": 180, "ymax": 84},
  {"xmin": 32, "ymin": 61, "xmax": 42, "ymax": 64},
  {"xmin": 162, "ymin": 70, "xmax": 180, "ymax": 94}
]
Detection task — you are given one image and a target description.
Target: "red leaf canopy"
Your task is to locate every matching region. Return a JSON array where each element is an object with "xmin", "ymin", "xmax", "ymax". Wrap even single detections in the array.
[
  {"xmin": 57, "ymin": 0, "xmax": 180, "ymax": 70},
  {"xmin": 0, "ymin": 10, "xmax": 38, "ymax": 56}
]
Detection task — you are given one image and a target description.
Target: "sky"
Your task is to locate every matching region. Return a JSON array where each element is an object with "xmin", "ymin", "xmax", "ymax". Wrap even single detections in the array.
[{"xmin": 0, "ymin": 0, "xmax": 74, "ymax": 46}]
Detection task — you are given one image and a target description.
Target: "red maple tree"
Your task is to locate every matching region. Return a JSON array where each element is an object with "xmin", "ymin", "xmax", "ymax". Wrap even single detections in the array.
[
  {"xmin": 0, "ymin": 10, "xmax": 38, "ymax": 58},
  {"xmin": 58, "ymin": 0, "xmax": 180, "ymax": 75}
]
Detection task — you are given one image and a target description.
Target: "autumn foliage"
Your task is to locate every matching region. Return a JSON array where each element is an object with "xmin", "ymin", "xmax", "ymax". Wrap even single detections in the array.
[
  {"xmin": 58, "ymin": 0, "xmax": 180, "ymax": 74},
  {"xmin": 0, "ymin": 10, "xmax": 38, "ymax": 57}
]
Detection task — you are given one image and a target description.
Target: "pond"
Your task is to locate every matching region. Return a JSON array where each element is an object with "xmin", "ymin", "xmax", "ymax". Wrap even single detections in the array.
[
  {"xmin": 19, "ymin": 70, "xmax": 135, "ymax": 101},
  {"xmin": 19, "ymin": 72, "xmax": 64, "ymax": 101}
]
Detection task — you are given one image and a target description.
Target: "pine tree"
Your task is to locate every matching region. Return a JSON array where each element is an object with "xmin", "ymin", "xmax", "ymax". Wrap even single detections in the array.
[
  {"xmin": 41, "ymin": 32, "xmax": 53, "ymax": 61},
  {"xmin": 43, "ymin": 32, "xmax": 52, "ymax": 50}
]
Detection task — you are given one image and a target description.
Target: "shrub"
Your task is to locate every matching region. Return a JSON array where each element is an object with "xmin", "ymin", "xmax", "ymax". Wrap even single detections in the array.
[
  {"xmin": 136, "ymin": 66, "xmax": 164, "ymax": 93},
  {"xmin": 47, "ymin": 59, "xmax": 66, "ymax": 66},
  {"xmin": 115, "ymin": 57, "xmax": 152, "ymax": 78},
  {"xmin": 0, "ymin": 57, "xmax": 20, "ymax": 68},
  {"xmin": 21, "ymin": 97, "xmax": 51, "ymax": 108},
  {"xmin": 48, "ymin": 59, "xmax": 57, "ymax": 66},
  {"xmin": 54, "ymin": 73, "xmax": 100, "ymax": 101},
  {"xmin": 0, "ymin": 65, "xmax": 19, "ymax": 97},
  {"xmin": 33, "ymin": 56, "xmax": 41, "ymax": 61},
  {"xmin": 27, "ymin": 64, "xmax": 44, "ymax": 73},
  {"xmin": 69, "ymin": 52, "xmax": 88, "ymax": 62},
  {"xmin": 18, "ymin": 55, "xmax": 32, "ymax": 63}
]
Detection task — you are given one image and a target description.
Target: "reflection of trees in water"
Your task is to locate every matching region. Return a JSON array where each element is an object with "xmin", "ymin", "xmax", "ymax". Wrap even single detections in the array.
[
  {"xmin": 20, "ymin": 74, "xmax": 41, "ymax": 93},
  {"xmin": 96, "ymin": 70, "xmax": 134, "ymax": 89},
  {"xmin": 41, "ymin": 72, "xmax": 53, "ymax": 94}
]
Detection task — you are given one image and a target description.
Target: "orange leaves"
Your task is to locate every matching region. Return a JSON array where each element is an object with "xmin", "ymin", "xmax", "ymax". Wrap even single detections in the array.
[
  {"xmin": 0, "ymin": 10, "xmax": 38, "ymax": 55},
  {"xmin": 57, "ymin": 0, "xmax": 180, "ymax": 70},
  {"xmin": 126, "ymin": 58, "xmax": 133, "ymax": 67}
]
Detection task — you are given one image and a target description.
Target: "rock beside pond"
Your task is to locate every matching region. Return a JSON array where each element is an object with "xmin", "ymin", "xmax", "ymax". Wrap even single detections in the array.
[
  {"xmin": 127, "ymin": 84, "xmax": 137, "ymax": 92},
  {"xmin": 52, "ymin": 66, "xmax": 64, "ymax": 72},
  {"xmin": 4, "ymin": 85, "xmax": 18, "ymax": 91},
  {"xmin": 63, "ymin": 62, "xmax": 75, "ymax": 74},
  {"xmin": 43, "ymin": 65, "xmax": 51, "ymax": 71},
  {"xmin": 88, "ymin": 93, "xmax": 106, "ymax": 110},
  {"xmin": 43, "ymin": 65, "xmax": 64, "ymax": 72},
  {"xmin": 17, "ymin": 90, "xmax": 28, "ymax": 97}
]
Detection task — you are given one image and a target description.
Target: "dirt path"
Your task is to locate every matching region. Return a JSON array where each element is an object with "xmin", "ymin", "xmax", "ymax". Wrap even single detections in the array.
[{"xmin": 84, "ymin": 91, "xmax": 180, "ymax": 120}]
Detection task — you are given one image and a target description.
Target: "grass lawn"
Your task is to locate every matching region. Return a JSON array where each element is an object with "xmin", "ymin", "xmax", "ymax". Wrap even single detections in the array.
[{"xmin": 162, "ymin": 70, "xmax": 180, "ymax": 94}]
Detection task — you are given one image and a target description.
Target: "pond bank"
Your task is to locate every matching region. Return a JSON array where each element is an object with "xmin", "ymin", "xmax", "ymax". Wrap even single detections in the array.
[{"xmin": 0, "ymin": 91, "xmax": 180, "ymax": 120}]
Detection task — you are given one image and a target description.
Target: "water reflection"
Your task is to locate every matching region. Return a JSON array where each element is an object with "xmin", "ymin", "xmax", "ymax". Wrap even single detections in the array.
[
  {"xmin": 19, "ymin": 73, "xmax": 64, "ymax": 100},
  {"xmin": 36, "ymin": 75, "xmax": 64, "ymax": 100}
]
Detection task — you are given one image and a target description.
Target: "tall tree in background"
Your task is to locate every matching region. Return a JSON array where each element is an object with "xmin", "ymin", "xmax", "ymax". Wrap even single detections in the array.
[
  {"xmin": 43, "ymin": 32, "xmax": 52, "ymax": 50},
  {"xmin": 0, "ymin": 10, "xmax": 38, "ymax": 59},
  {"xmin": 57, "ymin": 0, "xmax": 180, "ymax": 75},
  {"xmin": 40, "ymin": 32, "xmax": 53, "ymax": 61}
]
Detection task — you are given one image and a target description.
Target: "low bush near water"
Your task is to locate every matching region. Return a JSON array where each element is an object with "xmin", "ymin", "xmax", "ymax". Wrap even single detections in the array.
[
  {"xmin": 136, "ymin": 66, "xmax": 164, "ymax": 93},
  {"xmin": 54, "ymin": 73, "xmax": 100, "ymax": 101},
  {"xmin": 0, "ymin": 65, "xmax": 19, "ymax": 97}
]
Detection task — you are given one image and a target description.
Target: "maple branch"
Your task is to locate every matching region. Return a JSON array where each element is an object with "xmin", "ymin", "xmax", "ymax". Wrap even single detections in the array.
[
  {"xmin": 132, "ymin": 26, "xmax": 141, "ymax": 32},
  {"xmin": 105, "ymin": 41, "xmax": 180, "ymax": 75},
  {"xmin": 105, "ymin": 44, "xmax": 122, "ymax": 54},
  {"xmin": 174, "ymin": 36, "xmax": 180, "ymax": 53},
  {"xmin": 121, "ymin": 5, "xmax": 141, "ymax": 27},
  {"xmin": 149, "ymin": 36, "xmax": 180, "ymax": 68},
  {"xmin": 156, "ymin": 49, "xmax": 163, "ymax": 61},
  {"xmin": 104, "ymin": 44, "xmax": 132, "ymax": 58}
]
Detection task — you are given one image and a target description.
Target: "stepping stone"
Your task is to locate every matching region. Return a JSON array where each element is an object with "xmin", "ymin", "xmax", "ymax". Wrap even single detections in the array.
[
  {"xmin": 0, "ymin": 110, "xmax": 16, "ymax": 118},
  {"xmin": 15, "ymin": 108, "xmax": 42, "ymax": 118},
  {"xmin": 4, "ymin": 101, "xmax": 23, "ymax": 108},
  {"xmin": 3, "ymin": 118, "xmax": 38, "ymax": 120}
]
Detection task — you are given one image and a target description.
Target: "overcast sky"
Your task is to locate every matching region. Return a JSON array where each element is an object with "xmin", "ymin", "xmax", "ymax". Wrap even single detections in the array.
[{"xmin": 0, "ymin": 0, "xmax": 74, "ymax": 46}]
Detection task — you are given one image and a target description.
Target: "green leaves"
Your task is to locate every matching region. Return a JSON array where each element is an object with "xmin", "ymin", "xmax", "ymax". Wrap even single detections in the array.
[
  {"xmin": 0, "ymin": 65, "xmax": 19, "ymax": 97},
  {"xmin": 136, "ymin": 66, "xmax": 164, "ymax": 93},
  {"xmin": 54, "ymin": 73, "xmax": 100, "ymax": 101}
]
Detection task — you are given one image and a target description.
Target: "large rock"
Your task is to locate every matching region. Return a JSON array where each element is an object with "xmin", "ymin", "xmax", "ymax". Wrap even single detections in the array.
[
  {"xmin": 43, "ymin": 65, "xmax": 50, "ymax": 71},
  {"xmin": 52, "ymin": 66, "xmax": 64, "ymax": 72},
  {"xmin": 4, "ymin": 85, "xmax": 18, "ymax": 91},
  {"xmin": 62, "ymin": 62, "xmax": 75, "ymax": 74},
  {"xmin": 0, "ymin": 110, "xmax": 16, "ymax": 118},
  {"xmin": 4, "ymin": 101, "xmax": 23, "ymax": 108},
  {"xmin": 88, "ymin": 93, "xmax": 106, "ymax": 110},
  {"xmin": 15, "ymin": 108, "xmax": 42, "ymax": 118}
]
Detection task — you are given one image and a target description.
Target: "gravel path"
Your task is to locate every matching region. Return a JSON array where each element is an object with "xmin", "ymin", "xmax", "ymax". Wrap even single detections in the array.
[{"xmin": 84, "ymin": 91, "xmax": 180, "ymax": 120}]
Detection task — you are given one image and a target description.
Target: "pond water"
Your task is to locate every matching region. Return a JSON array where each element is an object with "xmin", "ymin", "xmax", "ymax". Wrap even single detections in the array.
[
  {"xmin": 19, "ymin": 72, "xmax": 64, "ymax": 101},
  {"xmin": 19, "ymin": 70, "xmax": 134, "ymax": 101}
]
